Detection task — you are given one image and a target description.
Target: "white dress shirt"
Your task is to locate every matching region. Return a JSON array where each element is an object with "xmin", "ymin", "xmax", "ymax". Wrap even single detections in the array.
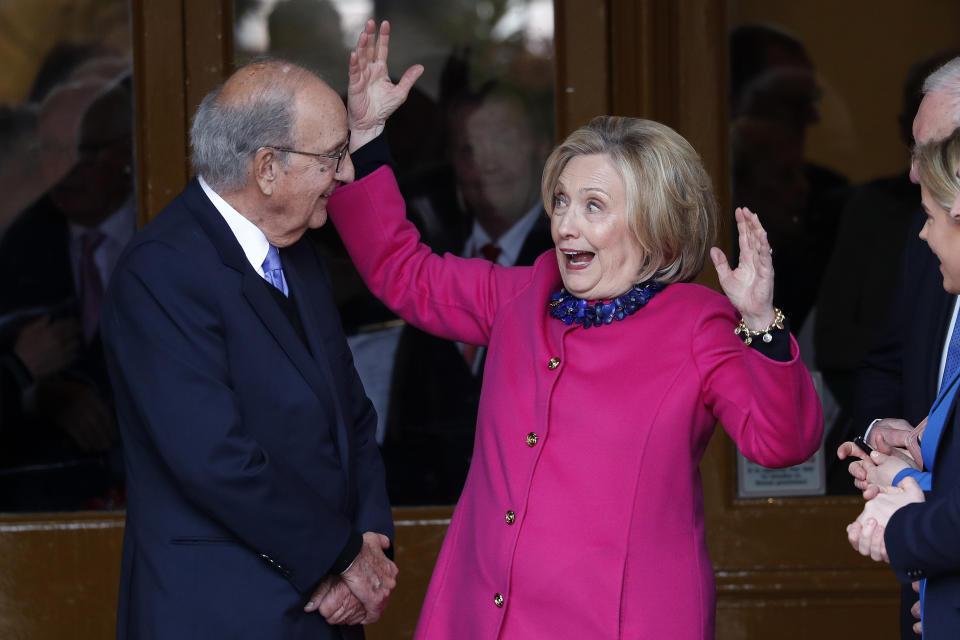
[
  {"xmin": 199, "ymin": 175, "xmax": 273, "ymax": 278},
  {"xmin": 461, "ymin": 203, "xmax": 543, "ymax": 265},
  {"xmin": 68, "ymin": 197, "xmax": 137, "ymax": 292}
]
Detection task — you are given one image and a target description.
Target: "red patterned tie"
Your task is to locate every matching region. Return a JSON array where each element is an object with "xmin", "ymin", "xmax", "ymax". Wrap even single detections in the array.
[{"xmin": 80, "ymin": 230, "xmax": 106, "ymax": 343}]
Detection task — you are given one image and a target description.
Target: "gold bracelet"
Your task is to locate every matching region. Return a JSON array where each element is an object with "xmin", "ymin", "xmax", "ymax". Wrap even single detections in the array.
[{"xmin": 734, "ymin": 307, "xmax": 785, "ymax": 345}]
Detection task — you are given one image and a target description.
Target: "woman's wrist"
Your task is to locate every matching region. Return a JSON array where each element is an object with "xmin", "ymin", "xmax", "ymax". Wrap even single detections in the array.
[
  {"xmin": 739, "ymin": 307, "xmax": 776, "ymax": 330},
  {"xmin": 734, "ymin": 307, "xmax": 785, "ymax": 346}
]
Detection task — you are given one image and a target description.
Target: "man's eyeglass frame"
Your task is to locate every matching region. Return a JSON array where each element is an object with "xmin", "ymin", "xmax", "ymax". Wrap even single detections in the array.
[{"xmin": 258, "ymin": 133, "xmax": 350, "ymax": 174}]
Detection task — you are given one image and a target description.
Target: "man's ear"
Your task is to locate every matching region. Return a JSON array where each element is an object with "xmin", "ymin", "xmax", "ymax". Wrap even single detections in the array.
[{"xmin": 254, "ymin": 147, "xmax": 278, "ymax": 195}]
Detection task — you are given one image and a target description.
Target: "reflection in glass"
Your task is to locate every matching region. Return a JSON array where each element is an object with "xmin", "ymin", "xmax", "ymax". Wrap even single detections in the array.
[
  {"xmin": 727, "ymin": 2, "xmax": 960, "ymax": 495},
  {"xmin": 0, "ymin": 1, "xmax": 134, "ymax": 511},
  {"xmin": 234, "ymin": 0, "xmax": 555, "ymax": 504}
]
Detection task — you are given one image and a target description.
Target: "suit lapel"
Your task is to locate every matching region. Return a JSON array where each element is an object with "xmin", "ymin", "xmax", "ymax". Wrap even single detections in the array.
[
  {"xmin": 923, "ymin": 366, "xmax": 960, "ymax": 472},
  {"xmin": 183, "ymin": 179, "xmax": 341, "ymax": 417},
  {"xmin": 923, "ymin": 293, "xmax": 956, "ymax": 404},
  {"xmin": 282, "ymin": 244, "xmax": 353, "ymax": 487},
  {"xmin": 239, "ymin": 272, "xmax": 335, "ymax": 407},
  {"xmin": 921, "ymin": 296, "xmax": 960, "ymax": 470},
  {"xmin": 515, "ymin": 210, "xmax": 554, "ymax": 267}
]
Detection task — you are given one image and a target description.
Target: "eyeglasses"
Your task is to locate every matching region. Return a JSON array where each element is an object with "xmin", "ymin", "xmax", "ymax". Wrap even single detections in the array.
[{"xmin": 259, "ymin": 133, "xmax": 351, "ymax": 173}]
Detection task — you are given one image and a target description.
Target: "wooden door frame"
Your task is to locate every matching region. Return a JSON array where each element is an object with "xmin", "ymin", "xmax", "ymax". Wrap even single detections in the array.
[{"xmin": 0, "ymin": 1, "xmax": 900, "ymax": 638}]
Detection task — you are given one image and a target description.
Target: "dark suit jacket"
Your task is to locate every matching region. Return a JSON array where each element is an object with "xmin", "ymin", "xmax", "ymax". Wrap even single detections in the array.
[
  {"xmin": 381, "ymin": 212, "xmax": 553, "ymax": 504},
  {"xmin": 852, "ymin": 208, "xmax": 954, "ymax": 430},
  {"xmin": 885, "ymin": 387, "xmax": 960, "ymax": 640},
  {"xmin": 101, "ymin": 179, "xmax": 392, "ymax": 639},
  {"xmin": 849, "ymin": 208, "xmax": 954, "ymax": 639}
]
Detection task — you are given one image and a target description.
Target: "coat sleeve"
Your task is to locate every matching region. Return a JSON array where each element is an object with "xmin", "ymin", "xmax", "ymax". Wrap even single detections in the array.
[
  {"xmin": 692, "ymin": 295, "xmax": 824, "ymax": 468},
  {"xmin": 327, "ymin": 166, "xmax": 536, "ymax": 346},
  {"xmin": 885, "ymin": 488, "xmax": 960, "ymax": 583},
  {"xmin": 892, "ymin": 468, "xmax": 932, "ymax": 491},
  {"xmin": 102, "ymin": 240, "xmax": 355, "ymax": 595}
]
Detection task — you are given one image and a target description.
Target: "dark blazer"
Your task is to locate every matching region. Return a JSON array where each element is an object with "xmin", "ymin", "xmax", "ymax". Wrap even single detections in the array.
[
  {"xmin": 381, "ymin": 212, "xmax": 553, "ymax": 504},
  {"xmin": 852, "ymin": 208, "xmax": 955, "ymax": 429},
  {"xmin": 101, "ymin": 179, "xmax": 392, "ymax": 640},
  {"xmin": 885, "ymin": 385, "xmax": 960, "ymax": 640},
  {"xmin": 850, "ymin": 208, "xmax": 954, "ymax": 639}
]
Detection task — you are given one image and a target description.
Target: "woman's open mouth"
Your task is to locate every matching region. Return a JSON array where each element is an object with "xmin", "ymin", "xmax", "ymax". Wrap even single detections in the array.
[{"xmin": 561, "ymin": 249, "xmax": 595, "ymax": 269}]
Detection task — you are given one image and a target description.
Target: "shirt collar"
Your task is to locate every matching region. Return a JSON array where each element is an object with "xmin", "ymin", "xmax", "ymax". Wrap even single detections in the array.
[
  {"xmin": 199, "ymin": 175, "xmax": 271, "ymax": 276},
  {"xmin": 465, "ymin": 202, "xmax": 543, "ymax": 266},
  {"xmin": 68, "ymin": 195, "xmax": 137, "ymax": 246}
]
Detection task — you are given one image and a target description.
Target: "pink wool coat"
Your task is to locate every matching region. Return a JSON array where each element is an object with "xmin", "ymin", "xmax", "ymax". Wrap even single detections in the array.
[{"xmin": 328, "ymin": 167, "xmax": 823, "ymax": 639}]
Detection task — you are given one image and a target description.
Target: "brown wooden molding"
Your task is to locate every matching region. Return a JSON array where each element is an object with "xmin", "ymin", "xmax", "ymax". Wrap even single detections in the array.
[
  {"xmin": 131, "ymin": 0, "xmax": 188, "ymax": 226},
  {"xmin": 552, "ymin": 0, "xmax": 610, "ymax": 139}
]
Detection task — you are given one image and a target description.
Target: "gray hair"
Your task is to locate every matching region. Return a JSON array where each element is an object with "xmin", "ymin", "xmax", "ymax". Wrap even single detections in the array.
[
  {"xmin": 190, "ymin": 68, "xmax": 301, "ymax": 193},
  {"xmin": 923, "ymin": 57, "xmax": 960, "ymax": 128}
]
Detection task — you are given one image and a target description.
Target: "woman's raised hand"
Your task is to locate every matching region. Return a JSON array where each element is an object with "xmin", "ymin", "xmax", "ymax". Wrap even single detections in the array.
[
  {"xmin": 710, "ymin": 207, "xmax": 776, "ymax": 329},
  {"xmin": 347, "ymin": 20, "xmax": 423, "ymax": 150}
]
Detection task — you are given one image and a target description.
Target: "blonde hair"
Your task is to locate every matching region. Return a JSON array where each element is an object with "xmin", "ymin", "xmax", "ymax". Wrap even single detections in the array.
[
  {"xmin": 541, "ymin": 116, "xmax": 717, "ymax": 284},
  {"xmin": 917, "ymin": 127, "xmax": 960, "ymax": 210}
]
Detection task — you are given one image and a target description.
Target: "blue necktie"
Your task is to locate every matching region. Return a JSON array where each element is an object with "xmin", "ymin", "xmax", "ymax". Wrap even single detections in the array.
[
  {"xmin": 940, "ymin": 306, "xmax": 960, "ymax": 394},
  {"xmin": 262, "ymin": 245, "xmax": 289, "ymax": 297}
]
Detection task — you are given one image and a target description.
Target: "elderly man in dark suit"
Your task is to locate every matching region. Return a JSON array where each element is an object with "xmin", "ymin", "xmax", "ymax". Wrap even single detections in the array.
[{"xmin": 101, "ymin": 22, "xmax": 420, "ymax": 639}]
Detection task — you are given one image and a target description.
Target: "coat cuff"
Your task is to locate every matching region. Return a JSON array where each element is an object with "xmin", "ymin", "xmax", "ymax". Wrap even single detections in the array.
[
  {"xmin": 351, "ymin": 133, "xmax": 393, "ymax": 179},
  {"xmin": 892, "ymin": 468, "xmax": 931, "ymax": 491},
  {"xmin": 331, "ymin": 530, "xmax": 363, "ymax": 574}
]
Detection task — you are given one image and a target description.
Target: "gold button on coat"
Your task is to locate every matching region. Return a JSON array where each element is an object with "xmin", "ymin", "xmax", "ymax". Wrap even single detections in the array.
[
  {"xmin": 505, "ymin": 510, "xmax": 516, "ymax": 525},
  {"xmin": 526, "ymin": 432, "xmax": 538, "ymax": 447},
  {"xmin": 547, "ymin": 357, "xmax": 560, "ymax": 369},
  {"xmin": 494, "ymin": 593, "xmax": 504, "ymax": 607}
]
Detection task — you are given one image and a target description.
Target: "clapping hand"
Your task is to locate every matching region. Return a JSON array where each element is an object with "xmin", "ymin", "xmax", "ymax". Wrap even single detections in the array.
[
  {"xmin": 837, "ymin": 417, "xmax": 925, "ymax": 499},
  {"xmin": 846, "ymin": 476, "xmax": 925, "ymax": 562},
  {"xmin": 868, "ymin": 417, "xmax": 925, "ymax": 462},
  {"xmin": 347, "ymin": 20, "xmax": 423, "ymax": 150},
  {"xmin": 710, "ymin": 207, "xmax": 776, "ymax": 330}
]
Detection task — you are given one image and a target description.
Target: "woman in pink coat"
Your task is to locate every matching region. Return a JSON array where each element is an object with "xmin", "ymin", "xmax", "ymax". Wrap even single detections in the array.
[
  {"xmin": 331, "ymin": 29, "xmax": 822, "ymax": 637},
  {"xmin": 328, "ymin": 118, "xmax": 821, "ymax": 638}
]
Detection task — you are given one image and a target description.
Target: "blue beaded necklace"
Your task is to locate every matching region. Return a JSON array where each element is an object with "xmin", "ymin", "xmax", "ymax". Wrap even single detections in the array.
[{"xmin": 548, "ymin": 281, "xmax": 665, "ymax": 328}]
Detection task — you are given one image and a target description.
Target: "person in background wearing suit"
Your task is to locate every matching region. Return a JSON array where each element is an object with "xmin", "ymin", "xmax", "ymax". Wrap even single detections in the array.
[
  {"xmin": 846, "ymin": 127, "xmax": 960, "ymax": 640},
  {"xmin": 0, "ymin": 59, "xmax": 133, "ymax": 511},
  {"xmin": 101, "ymin": 22, "xmax": 420, "ymax": 638},
  {"xmin": 839, "ymin": 56, "xmax": 960, "ymax": 638},
  {"xmin": 382, "ymin": 81, "xmax": 554, "ymax": 504}
]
